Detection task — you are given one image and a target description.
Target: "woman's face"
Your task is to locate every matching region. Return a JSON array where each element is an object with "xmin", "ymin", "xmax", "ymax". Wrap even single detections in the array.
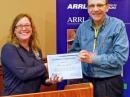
[{"xmin": 14, "ymin": 17, "xmax": 32, "ymax": 42}]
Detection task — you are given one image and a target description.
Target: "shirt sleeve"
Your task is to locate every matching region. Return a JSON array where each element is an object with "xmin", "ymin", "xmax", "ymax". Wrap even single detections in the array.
[
  {"xmin": 92, "ymin": 22, "xmax": 129, "ymax": 69},
  {"xmin": 1, "ymin": 43, "xmax": 47, "ymax": 81},
  {"xmin": 69, "ymin": 28, "xmax": 81, "ymax": 53}
]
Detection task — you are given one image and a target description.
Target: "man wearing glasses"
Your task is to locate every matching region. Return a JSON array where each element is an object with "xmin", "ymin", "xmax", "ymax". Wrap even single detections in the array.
[{"xmin": 69, "ymin": 0, "xmax": 129, "ymax": 97}]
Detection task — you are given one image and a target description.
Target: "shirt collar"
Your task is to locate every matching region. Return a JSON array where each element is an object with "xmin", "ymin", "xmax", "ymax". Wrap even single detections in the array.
[{"xmin": 89, "ymin": 14, "xmax": 110, "ymax": 31}]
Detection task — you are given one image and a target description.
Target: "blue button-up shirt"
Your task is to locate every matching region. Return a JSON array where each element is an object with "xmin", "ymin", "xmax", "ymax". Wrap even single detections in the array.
[{"xmin": 69, "ymin": 15, "xmax": 129, "ymax": 78}]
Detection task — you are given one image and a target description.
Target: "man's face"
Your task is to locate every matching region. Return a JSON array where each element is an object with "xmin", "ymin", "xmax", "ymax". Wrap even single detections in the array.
[{"xmin": 87, "ymin": 0, "xmax": 109, "ymax": 23}]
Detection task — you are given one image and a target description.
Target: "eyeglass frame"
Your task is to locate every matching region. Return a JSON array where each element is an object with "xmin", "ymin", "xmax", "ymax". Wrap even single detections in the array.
[
  {"xmin": 87, "ymin": 3, "xmax": 108, "ymax": 9},
  {"xmin": 15, "ymin": 24, "xmax": 32, "ymax": 29}
]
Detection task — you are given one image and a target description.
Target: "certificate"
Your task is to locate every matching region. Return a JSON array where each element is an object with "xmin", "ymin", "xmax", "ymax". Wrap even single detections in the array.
[{"xmin": 47, "ymin": 53, "xmax": 83, "ymax": 80}]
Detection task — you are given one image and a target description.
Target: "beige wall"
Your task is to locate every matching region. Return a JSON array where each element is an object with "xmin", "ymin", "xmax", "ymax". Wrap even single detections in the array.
[{"xmin": 0, "ymin": 0, "xmax": 56, "ymax": 58}]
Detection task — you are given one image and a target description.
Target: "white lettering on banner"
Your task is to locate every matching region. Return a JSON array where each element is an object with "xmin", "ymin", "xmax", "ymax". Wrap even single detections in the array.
[
  {"xmin": 67, "ymin": 17, "xmax": 85, "ymax": 23},
  {"xmin": 67, "ymin": 4, "xmax": 87, "ymax": 9},
  {"xmin": 109, "ymin": 4, "xmax": 117, "ymax": 9},
  {"xmin": 67, "ymin": 3, "xmax": 117, "ymax": 10}
]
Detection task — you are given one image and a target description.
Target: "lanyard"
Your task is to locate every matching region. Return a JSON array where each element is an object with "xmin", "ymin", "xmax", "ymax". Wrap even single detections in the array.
[{"xmin": 93, "ymin": 28, "xmax": 99, "ymax": 52}]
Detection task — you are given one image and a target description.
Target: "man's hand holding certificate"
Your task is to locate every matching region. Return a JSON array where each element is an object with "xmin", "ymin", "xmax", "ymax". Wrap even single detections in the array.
[{"xmin": 47, "ymin": 53, "xmax": 83, "ymax": 80}]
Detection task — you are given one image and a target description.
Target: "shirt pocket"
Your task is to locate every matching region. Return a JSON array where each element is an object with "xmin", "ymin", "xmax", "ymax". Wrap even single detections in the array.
[
  {"xmin": 102, "ymin": 35, "xmax": 113, "ymax": 52},
  {"xmin": 81, "ymin": 35, "xmax": 93, "ymax": 51}
]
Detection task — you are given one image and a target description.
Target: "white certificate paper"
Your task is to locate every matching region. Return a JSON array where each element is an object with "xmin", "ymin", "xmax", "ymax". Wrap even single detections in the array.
[{"xmin": 47, "ymin": 53, "xmax": 83, "ymax": 80}]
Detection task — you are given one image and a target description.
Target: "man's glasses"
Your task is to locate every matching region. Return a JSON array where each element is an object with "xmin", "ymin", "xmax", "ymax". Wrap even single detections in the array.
[
  {"xmin": 15, "ymin": 24, "xmax": 31, "ymax": 29},
  {"xmin": 88, "ymin": 3, "xmax": 107, "ymax": 9}
]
